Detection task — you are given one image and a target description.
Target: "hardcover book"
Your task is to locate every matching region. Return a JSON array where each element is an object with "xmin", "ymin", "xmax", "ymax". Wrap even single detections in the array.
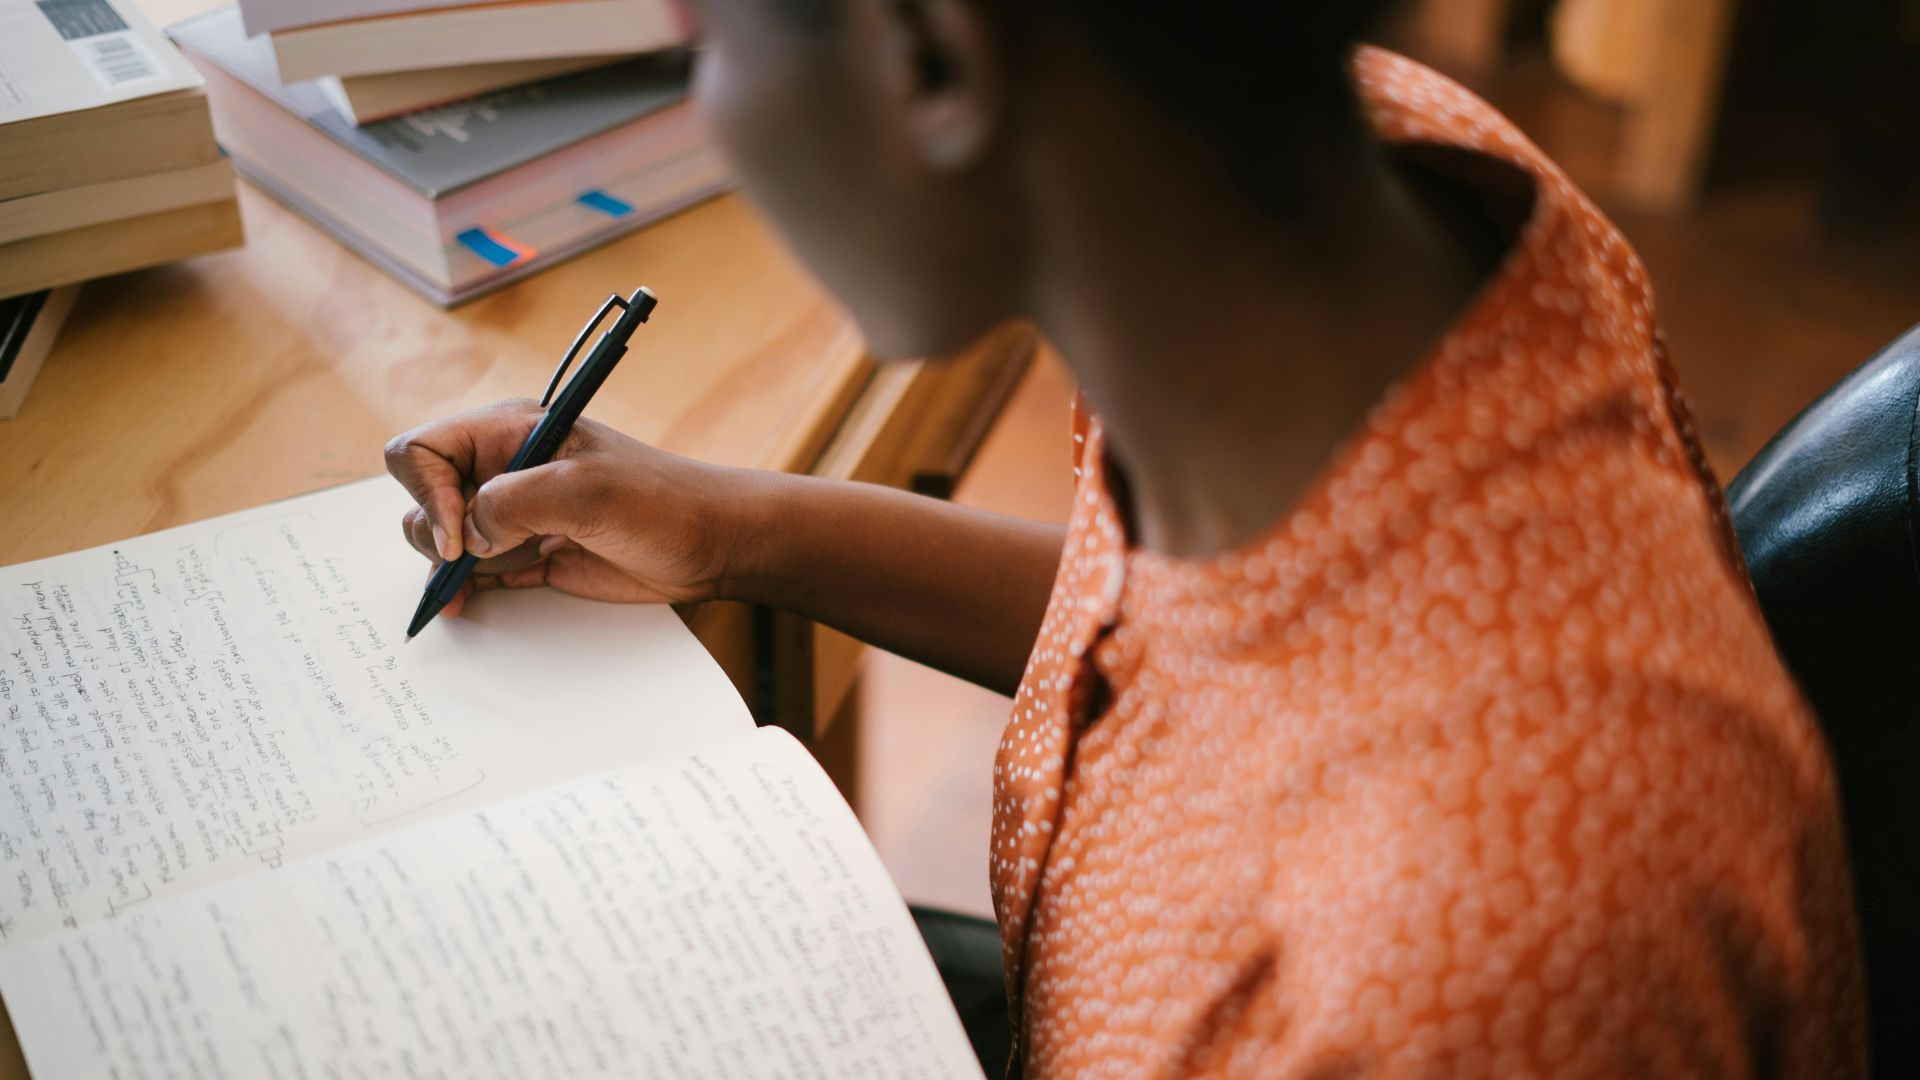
[{"xmin": 170, "ymin": 5, "xmax": 727, "ymax": 306}]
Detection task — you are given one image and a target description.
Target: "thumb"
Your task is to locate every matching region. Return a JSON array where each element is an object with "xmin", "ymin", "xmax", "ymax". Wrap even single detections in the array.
[{"xmin": 464, "ymin": 462, "xmax": 595, "ymax": 558}]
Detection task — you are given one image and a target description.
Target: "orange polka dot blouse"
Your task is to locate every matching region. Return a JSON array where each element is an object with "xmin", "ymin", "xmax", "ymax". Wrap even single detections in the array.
[{"xmin": 989, "ymin": 48, "xmax": 1866, "ymax": 1078}]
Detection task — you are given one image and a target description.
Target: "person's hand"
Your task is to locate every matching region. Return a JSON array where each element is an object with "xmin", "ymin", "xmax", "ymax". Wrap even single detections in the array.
[{"xmin": 384, "ymin": 398, "xmax": 751, "ymax": 618}]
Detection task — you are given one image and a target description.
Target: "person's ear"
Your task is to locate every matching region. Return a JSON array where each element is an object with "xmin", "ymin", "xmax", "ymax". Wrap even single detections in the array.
[{"xmin": 873, "ymin": 0, "xmax": 1005, "ymax": 172}]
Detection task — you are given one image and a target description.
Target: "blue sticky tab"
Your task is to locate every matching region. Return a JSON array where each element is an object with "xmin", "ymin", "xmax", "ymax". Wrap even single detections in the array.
[
  {"xmin": 456, "ymin": 227, "xmax": 524, "ymax": 267},
  {"xmin": 578, "ymin": 189, "xmax": 635, "ymax": 217}
]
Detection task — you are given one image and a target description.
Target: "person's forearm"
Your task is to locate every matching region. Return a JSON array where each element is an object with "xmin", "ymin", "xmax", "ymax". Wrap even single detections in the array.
[{"xmin": 720, "ymin": 472, "xmax": 1065, "ymax": 696}]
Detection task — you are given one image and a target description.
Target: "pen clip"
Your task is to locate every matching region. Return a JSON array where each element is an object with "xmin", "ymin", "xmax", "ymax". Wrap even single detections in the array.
[{"xmin": 541, "ymin": 293, "xmax": 630, "ymax": 407}]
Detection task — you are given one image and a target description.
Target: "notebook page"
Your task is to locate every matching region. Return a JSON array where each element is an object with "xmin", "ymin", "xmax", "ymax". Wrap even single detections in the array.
[
  {"xmin": 0, "ymin": 478, "xmax": 753, "ymax": 945},
  {"xmin": 0, "ymin": 727, "xmax": 983, "ymax": 1079}
]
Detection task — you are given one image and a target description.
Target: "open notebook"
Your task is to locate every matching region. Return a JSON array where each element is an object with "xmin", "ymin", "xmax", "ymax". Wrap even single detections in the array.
[{"xmin": 0, "ymin": 480, "xmax": 981, "ymax": 1078}]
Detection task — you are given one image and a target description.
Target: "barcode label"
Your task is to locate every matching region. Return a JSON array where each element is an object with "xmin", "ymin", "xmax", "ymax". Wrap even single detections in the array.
[
  {"xmin": 35, "ymin": 0, "xmax": 128, "ymax": 41},
  {"xmin": 70, "ymin": 31, "xmax": 161, "ymax": 89}
]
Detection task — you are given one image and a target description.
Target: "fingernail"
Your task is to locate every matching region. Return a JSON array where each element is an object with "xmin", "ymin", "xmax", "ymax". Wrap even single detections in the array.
[
  {"xmin": 464, "ymin": 514, "xmax": 489, "ymax": 557},
  {"xmin": 537, "ymin": 535, "xmax": 566, "ymax": 557},
  {"xmin": 432, "ymin": 523, "xmax": 453, "ymax": 561}
]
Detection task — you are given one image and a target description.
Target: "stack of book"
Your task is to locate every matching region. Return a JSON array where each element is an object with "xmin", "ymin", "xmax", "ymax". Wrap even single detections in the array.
[
  {"xmin": 0, "ymin": 0, "xmax": 244, "ymax": 416},
  {"xmin": 172, "ymin": 1, "xmax": 723, "ymax": 306},
  {"xmin": 241, "ymin": 0, "xmax": 691, "ymax": 123}
]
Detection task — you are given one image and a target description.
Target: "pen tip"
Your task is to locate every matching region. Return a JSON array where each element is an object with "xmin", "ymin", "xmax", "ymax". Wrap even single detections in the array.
[{"xmin": 404, "ymin": 634, "xmax": 415, "ymax": 645}]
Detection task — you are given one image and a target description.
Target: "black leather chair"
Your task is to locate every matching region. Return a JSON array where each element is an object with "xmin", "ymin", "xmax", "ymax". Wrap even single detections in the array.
[
  {"xmin": 1727, "ymin": 322, "xmax": 1920, "ymax": 1077},
  {"xmin": 912, "ymin": 906, "xmax": 1013, "ymax": 1072}
]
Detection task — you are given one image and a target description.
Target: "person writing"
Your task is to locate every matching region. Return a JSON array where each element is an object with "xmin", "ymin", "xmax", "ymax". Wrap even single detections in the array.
[{"xmin": 385, "ymin": 1, "xmax": 1865, "ymax": 1074}]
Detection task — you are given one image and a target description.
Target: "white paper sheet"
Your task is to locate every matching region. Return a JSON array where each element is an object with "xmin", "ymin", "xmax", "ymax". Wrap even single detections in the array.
[
  {"xmin": 0, "ymin": 729, "xmax": 983, "ymax": 1079},
  {"xmin": 0, "ymin": 478, "xmax": 753, "ymax": 945}
]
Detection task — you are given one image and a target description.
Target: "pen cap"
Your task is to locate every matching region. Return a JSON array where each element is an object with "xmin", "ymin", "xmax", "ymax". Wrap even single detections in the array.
[
  {"xmin": 629, "ymin": 286, "xmax": 659, "ymax": 322},
  {"xmin": 596, "ymin": 286, "xmax": 657, "ymax": 344}
]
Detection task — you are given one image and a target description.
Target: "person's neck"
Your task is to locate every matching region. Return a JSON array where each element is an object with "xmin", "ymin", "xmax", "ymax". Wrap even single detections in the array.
[{"xmin": 1021, "ymin": 107, "xmax": 1483, "ymax": 557}]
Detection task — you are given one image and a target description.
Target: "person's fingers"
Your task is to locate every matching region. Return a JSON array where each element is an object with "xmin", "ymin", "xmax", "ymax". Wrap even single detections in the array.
[
  {"xmin": 410, "ymin": 546, "xmax": 550, "ymax": 626},
  {"xmin": 387, "ymin": 435, "xmax": 479, "ymax": 562},
  {"xmin": 498, "ymin": 560, "xmax": 553, "ymax": 590},
  {"xmin": 394, "ymin": 455, "xmax": 467, "ymax": 561},
  {"xmin": 402, "ymin": 506, "xmax": 440, "ymax": 563},
  {"xmin": 442, "ymin": 579, "xmax": 469, "ymax": 619},
  {"xmin": 451, "ymin": 574, "xmax": 495, "ymax": 618},
  {"xmin": 463, "ymin": 460, "xmax": 605, "ymax": 560},
  {"xmin": 415, "ymin": 564, "xmax": 490, "ymax": 621},
  {"xmin": 385, "ymin": 399, "xmax": 544, "ymax": 561},
  {"xmin": 469, "ymin": 537, "xmax": 547, "ymax": 577},
  {"xmin": 410, "ymin": 522, "xmax": 550, "ymax": 575}
]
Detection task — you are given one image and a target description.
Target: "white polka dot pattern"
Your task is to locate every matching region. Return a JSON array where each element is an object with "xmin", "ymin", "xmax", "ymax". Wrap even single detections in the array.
[{"xmin": 988, "ymin": 47, "xmax": 1867, "ymax": 1079}]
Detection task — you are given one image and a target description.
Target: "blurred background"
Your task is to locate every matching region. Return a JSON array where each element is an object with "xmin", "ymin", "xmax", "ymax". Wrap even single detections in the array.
[{"xmin": 863, "ymin": 0, "xmax": 1920, "ymax": 917}]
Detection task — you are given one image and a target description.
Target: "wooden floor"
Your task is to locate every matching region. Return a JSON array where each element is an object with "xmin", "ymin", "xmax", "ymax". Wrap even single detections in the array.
[{"xmin": 857, "ymin": 85, "xmax": 1920, "ymax": 918}]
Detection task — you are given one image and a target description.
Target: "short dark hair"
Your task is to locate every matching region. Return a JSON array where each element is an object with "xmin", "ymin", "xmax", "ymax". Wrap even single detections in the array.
[
  {"xmin": 766, "ymin": 1, "xmax": 1394, "ymax": 117},
  {"xmin": 1048, "ymin": 1, "xmax": 1397, "ymax": 122},
  {"xmin": 1040, "ymin": 1, "xmax": 1399, "ymax": 216},
  {"xmin": 760, "ymin": 0, "xmax": 1398, "ymax": 210}
]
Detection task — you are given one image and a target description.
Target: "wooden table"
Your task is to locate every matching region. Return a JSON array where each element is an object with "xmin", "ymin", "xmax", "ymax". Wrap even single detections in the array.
[
  {"xmin": 0, "ymin": 5, "xmax": 1033, "ymax": 1075},
  {"xmin": 1, "ymin": 0, "xmax": 1032, "ymax": 710},
  {"xmin": 0, "ymin": 177, "xmax": 1031, "ymax": 703},
  {"xmin": 0, "ymin": 18, "xmax": 1039, "ymax": 1076}
]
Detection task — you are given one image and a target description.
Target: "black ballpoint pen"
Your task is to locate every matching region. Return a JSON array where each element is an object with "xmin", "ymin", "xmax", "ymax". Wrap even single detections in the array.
[{"xmin": 405, "ymin": 285, "xmax": 658, "ymax": 641}]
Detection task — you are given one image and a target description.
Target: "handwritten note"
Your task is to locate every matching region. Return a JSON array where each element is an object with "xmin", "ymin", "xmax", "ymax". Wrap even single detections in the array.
[
  {"xmin": 0, "ymin": 479, "xmax": 753, "ymax": 944},
  {"xmin": 0, "ymin": 729, "xmax": 981, "ymax": 1079}
]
